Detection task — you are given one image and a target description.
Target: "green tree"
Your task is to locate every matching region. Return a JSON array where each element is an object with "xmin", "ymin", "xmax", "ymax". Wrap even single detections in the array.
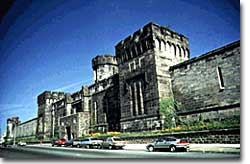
[{"xmin": 160, "ymin": 96, "xmax": 180, "ymax": 129}]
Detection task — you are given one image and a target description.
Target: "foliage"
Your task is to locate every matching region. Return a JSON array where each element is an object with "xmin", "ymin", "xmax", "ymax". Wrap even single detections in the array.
[
  {"xmin": 79, "ymin": 117, "xmax": 240, "ymax": 140},
  {"xmin": 159, "ymin": 97, "xmax": 180, "ymax": 128},
  {"xmin": 16, "ymin": 137, "xmax": 40, "ymax": 143}
]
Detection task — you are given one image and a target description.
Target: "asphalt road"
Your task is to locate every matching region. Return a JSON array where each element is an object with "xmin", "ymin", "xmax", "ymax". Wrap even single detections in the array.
[{"xmin": 0, "ymin": 145, "xmax": 240, "ymax": 160}]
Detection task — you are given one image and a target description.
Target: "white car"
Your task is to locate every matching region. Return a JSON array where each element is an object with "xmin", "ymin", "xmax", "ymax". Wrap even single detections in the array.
[
  {"xmin": 101, "ymin": 137, "xmax": 126, "ymax": 149},
  {"xmin": 18, "ymin": 141, "xmax": 27, "ymax": 146}
]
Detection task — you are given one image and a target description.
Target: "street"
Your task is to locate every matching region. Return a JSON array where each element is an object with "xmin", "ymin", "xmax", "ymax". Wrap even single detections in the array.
[{"xmin": 0, "ymin": 145, "xmax": 240, "ymax": 159}]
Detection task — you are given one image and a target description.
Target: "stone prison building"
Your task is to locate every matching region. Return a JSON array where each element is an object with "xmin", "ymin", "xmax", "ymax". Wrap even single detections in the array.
[{"xmin": 6, "ymin": 22, "xmax": 240, "ymax": 141}]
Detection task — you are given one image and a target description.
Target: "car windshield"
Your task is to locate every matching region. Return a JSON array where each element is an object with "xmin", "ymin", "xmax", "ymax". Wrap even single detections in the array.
[
  {"xmin": 113, "ymin": 138, "xmax": 122, "ymax": 141},
  {"xmin": 91, "ymin": 138, "xmax": 98, "ymax": 140}
]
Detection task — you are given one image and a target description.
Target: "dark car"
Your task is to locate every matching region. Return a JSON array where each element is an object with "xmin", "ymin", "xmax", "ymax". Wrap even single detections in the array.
[
  {"xmin": 51, "ymin": 138, "xmax": 67, "ymax": 147},
  {"xmin": 101, "ymin": 137, "xmax": 126, "ymax": 149},
  {"xmin": 146, "ymin": 137, "xmax": 189, "ymax": 152}
]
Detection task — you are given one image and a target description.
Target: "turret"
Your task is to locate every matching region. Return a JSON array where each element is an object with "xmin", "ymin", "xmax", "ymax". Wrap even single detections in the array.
[
  {"xmin": 37, "ymin": 91, "xmax": 65, "ymax": 138},
  {"xmin": 92, "ymin": 54, "xmax": 118, "ymax": 83},
  {"xmin": 115, "ymin": 22, "xmax": 190, "ymax": 65},
  {"xmin": 6, "ymin": 117, "xmax": 19, "ymax": 140}
]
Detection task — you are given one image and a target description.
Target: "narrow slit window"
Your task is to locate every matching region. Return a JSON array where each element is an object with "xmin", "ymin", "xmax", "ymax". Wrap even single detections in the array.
[{"xmin": 217, "ymin": 67, "xmax": 225, "ymax": 90}]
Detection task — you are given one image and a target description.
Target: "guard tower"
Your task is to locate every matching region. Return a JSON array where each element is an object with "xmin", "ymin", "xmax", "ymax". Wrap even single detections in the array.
[
  {"xmin": 6, "ymin": 117, "xmax": 19, "ymax": 141},
  {"xmin": 37, "ymin": 91, "xmax": 65, "ymax": 139},
  {"xmin": 115, "ymin": 22, "xmax": 190, "ymax": 132},
  {"xmin": 92, "ymin": 54, "xmax": 118, "ymax": 83}
]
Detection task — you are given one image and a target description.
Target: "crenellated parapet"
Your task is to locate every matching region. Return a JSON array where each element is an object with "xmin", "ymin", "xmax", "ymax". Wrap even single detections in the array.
[
  {"xmin": 92, "ymin": 54, "xmax": 118, "ymax": 83},
  {"xmin": 37, "ymin": 91, "xmax": 65, "ymax": 106},
  {"xmin": 115, "ymin": 22, "xmax": 190, "ymax": 65},
  {"xmin": 6, "ymin": 117, "xmax": 20, "ymax": 140},
  {"xmin": 92, "ymin": 54, "xmax": 117, "ymax": 70}
]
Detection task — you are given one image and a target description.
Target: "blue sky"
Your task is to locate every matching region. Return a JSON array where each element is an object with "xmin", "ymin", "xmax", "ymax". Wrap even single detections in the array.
[{"xmin": 0, "ymin": 0, "xmax": 240, "ymax": 135}]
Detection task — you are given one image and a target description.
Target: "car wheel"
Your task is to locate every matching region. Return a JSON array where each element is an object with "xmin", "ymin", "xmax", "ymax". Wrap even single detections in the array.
[
  {"xmin": 108, "ymin": 145, "xmax": 112, "ymax": 150},
  {"xmin": 148, "ymin": 146, "xmax": 154, "ymax": 152},
  {"xmin": 169, "ymin": 145, "xmax": 176, "ymax": 152},
  {"xmin": 77, "ymin": 144, "xmax": 80, "ymax": 148}
]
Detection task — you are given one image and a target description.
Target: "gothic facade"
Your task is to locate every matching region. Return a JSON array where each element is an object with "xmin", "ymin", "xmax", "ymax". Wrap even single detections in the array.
[{"xmin": 6, "ymin": 22, "xmax": 240, "ymax": 140}]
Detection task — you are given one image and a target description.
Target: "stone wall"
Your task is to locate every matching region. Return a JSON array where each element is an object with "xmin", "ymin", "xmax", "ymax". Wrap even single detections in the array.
[
  {"xmin": 59, "ymin": 112, "xmax": 89, "ymax": 139},
  {"xmin": 90, "ymin": 74, "xmax": 120, "ymax": 133},
  {"xmin": 16, "ymin": 118, "xmax": 37, "ymax": 139},
  {"xmin": 123, "ymin": 128, "xmax": 240, "ymax": 144},
  {"xmin": 170, "ymin": 41, "xmax": 240, "ymax": 121}
]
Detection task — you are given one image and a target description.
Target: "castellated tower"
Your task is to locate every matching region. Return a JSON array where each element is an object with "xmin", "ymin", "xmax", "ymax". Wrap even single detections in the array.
[
  {"xmin": 37, "ymin": 91, "xmax": 65, "ymax": 139},
  {"xmin": 6, "ymin": 117, "xmax": 20, "ymax": 141},
  {"xmin": 115, "ymin": 22, "xmax": 190, "ymax": 132},
  {"xmin": 92, "ymin": 54, "xmax": 118, "ymax": 83}
]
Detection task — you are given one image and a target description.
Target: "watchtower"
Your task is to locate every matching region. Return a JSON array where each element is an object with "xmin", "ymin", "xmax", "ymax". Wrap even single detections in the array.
[
  {"xmin": 92, "ymin": 54, "xmax": 118, "ymax": 83},
  {"xmin": 115, "ymin": 22, "xmax": 190, "ymax": 132},
  {"xmin": 6, "ymin": 117, "xmax": 19, "ymax": 140},
  {"xmin": 37, "ymin": 91, "xmax": 65, "ymax": 139}
]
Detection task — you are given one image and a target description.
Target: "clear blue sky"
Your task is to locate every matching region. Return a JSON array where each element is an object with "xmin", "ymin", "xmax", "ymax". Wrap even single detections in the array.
[{"xmin": 0, "ymin": 0, "xmax": 240, "ymax": 135}]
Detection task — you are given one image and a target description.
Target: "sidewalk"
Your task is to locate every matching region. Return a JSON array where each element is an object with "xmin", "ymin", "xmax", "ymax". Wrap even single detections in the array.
[
  {"xmin": 124, "ymin": 144, "xmax": 240, "ymax": 154},
  {"xmin": 189, "ymin": 144, "xmax": 240, "ymax": 154}
]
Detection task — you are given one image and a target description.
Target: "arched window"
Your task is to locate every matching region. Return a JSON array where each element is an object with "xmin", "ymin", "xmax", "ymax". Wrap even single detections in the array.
[
  {"xmin": 136, "ymin": 43, "xmax": 141, "ymax": 54},
  {"xmin": 166, "ymin": 41, "xmax": 171, "ymax": 55},
  {"xmin": 126, "ymin": 48, "xmax": 131, "ymax": 60},
  {"xmin": 155, "ymin": 38, "xmax": 160, "ymax": 50},
  {"xmin": 176, "ymin": 45, "xmax": 181, "ymax": 57},
  {"xmin": 181, "ymin": 47, "xmax": 186, "ymax": 58},
  {"xmin": 132, "ymin": 45, "xmax": 137, "ymax": 57},
  {"xmin": 171, "ymin": 44, "xmax": 176, "ymax": 56},
  {"xmin": 141, "ymin": 40, "xmax": 147, "ymax": 52},
  {"xmin": 161, "ymin": 40, "xmax": 166, "ymax": 51},
  {"xmin": 185, "ymin": 48, "xmax": 189, "ymax": 58}
]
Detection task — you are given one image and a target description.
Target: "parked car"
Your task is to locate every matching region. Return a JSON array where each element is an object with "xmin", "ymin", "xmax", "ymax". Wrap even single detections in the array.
[
  {"xmin": 17, "ymin": 141, "xmax": 27, "ymax": 146},
  {"xmin": 51, "ymin": 138, "xmax": 67, "ymax": 147},
  {"xmin": 74, "ymin": 137, "xmax": 103, "ymax": 148},
  {"xmin": 101, "ymin": 137, "xmax": 126, "ymax": 149},
  {"xmin": 65, "ymin": 139, "xmax": 74, "ymax": 147},
  {"xmin": 146, "ymin": 137, "xmax": 189, "ymax": 152},
  {"xmin": 72, "ymin": 139, "xmax": 81, "ymax": 148}
]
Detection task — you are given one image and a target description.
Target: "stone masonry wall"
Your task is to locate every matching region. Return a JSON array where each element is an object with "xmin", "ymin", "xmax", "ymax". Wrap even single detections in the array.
[
  {"xmin": 59, "ymin": 112, "xmax": 89, "ymax": 139},
  {"xmin": 16, "ymin": 118, "xmax": 37, "ymax": 139},
  {"xmin": 170, "ymin": 41, "xmax": 240, "ymax": 120},
  {"xmin": 122, "ymin": 128, "xmax": 240, "ymax": 144},
  {"xmin": 90, "ymin": 74, "xmax": 120, "ymax": 133}
]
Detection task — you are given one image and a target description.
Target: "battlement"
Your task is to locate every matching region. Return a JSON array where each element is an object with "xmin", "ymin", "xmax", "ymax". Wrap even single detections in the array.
[
  {"xmin": 92, "ymin": 54, "xmax": 117, "ymax": 70},
  {"xmin": 7, "ymin": 117, "xmax": 20, "ymax": 124},
  {"xmin": 115, "ymin": 22, "xmax": 189, "ymax": 64},
  {"xmin": 37, "ymin": 90, "xmax": 65, "ymax": 105}
]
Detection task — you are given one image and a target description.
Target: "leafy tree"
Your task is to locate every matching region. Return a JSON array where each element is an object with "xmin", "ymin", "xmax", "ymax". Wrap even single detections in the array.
[{"xmin": 160, "ymin": 97, "xmax": 180, "ymax": 129}]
